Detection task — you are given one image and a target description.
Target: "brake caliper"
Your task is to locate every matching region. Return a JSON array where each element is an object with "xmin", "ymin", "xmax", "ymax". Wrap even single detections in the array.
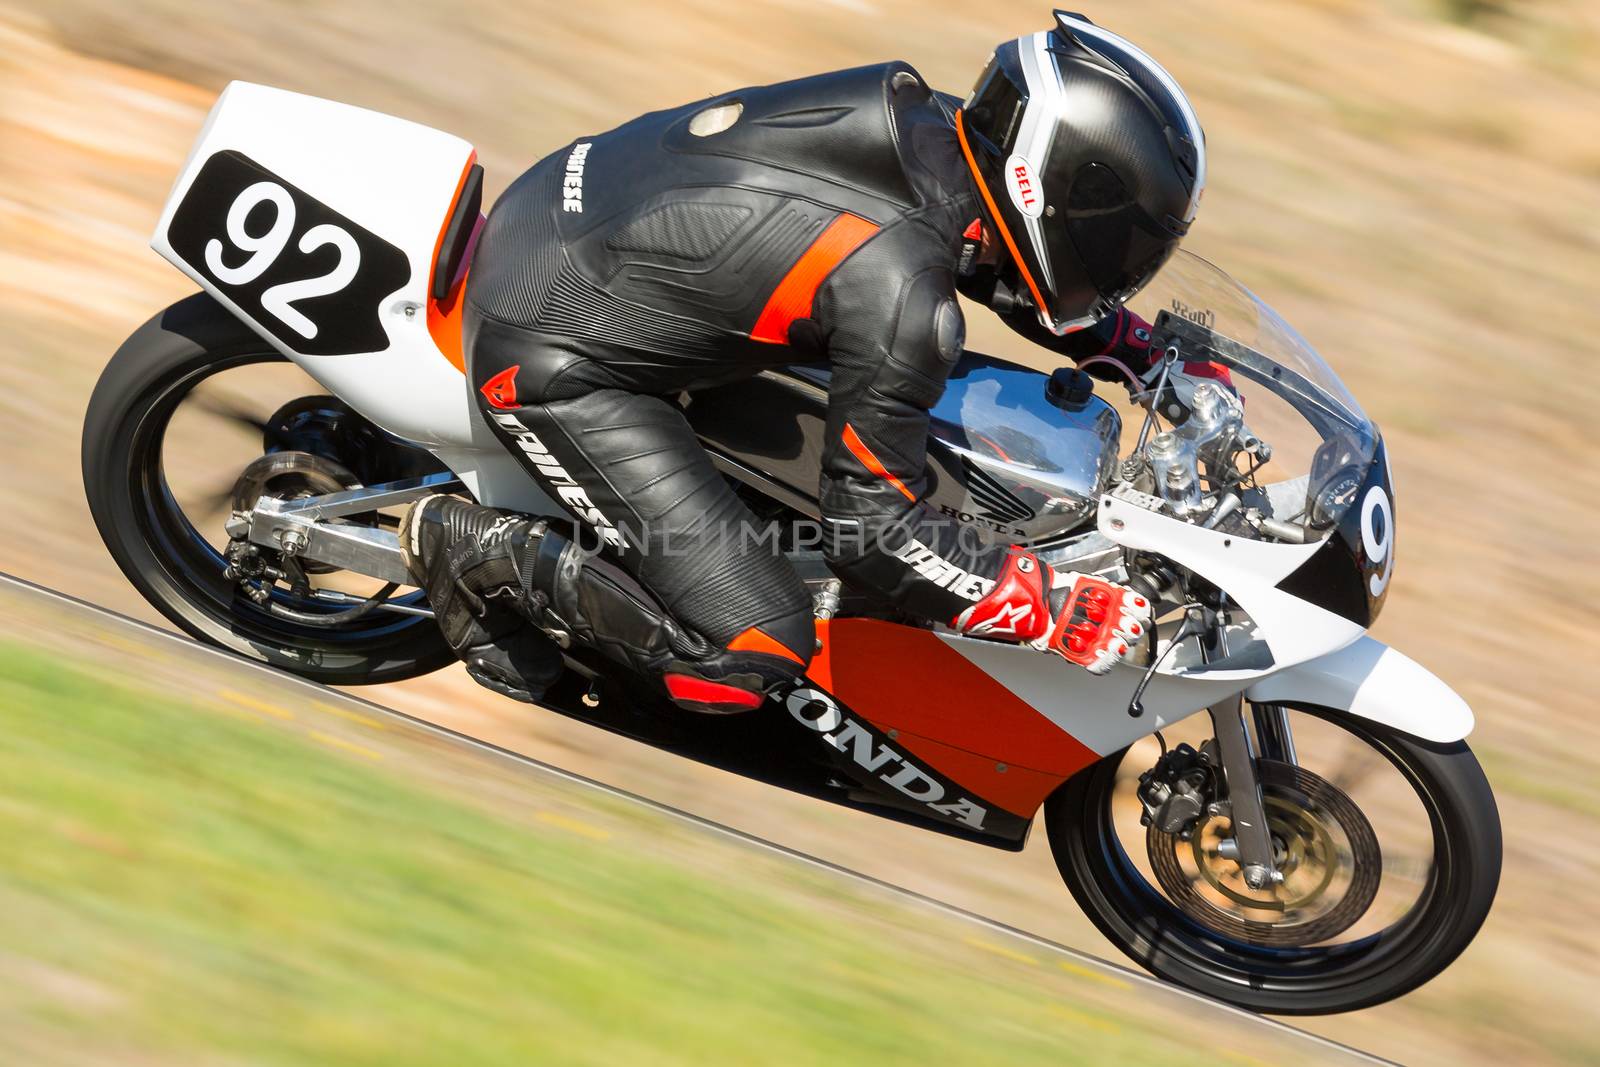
[{"xmin": 1136, "ymin": 741, "xmax": 1219, "ymax": 838}]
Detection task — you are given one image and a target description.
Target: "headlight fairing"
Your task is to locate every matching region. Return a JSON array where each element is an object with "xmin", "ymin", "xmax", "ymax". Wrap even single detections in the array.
[{"xmin": 1275, "ymin": 438, "xmax": 1395, "ymax": 628}]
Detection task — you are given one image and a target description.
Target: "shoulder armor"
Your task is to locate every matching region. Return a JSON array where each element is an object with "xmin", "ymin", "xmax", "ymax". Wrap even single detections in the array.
[{"xmin": 662, "ymin": 62, "xmax": 941, "ymax": 211}]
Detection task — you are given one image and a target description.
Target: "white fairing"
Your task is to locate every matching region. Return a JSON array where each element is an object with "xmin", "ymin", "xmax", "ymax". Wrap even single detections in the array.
[
  {"xmin": 1246, "ymin": 637, "xmax": 1474, "ymax": 744},
  {"xmin": 935, "ymin": 629, "xmax": 1471, "ymax": 755},
  {"xmin": 151, "ymin": 82, "xmax": 554, "ymax": 514},
  {"xmin": 931, "ymin": 494, "xmax": 1468, "ymax": 753},
  {"xmin": 1099, "ymin": 493, "xmax": 1366, "ymax": 670}
]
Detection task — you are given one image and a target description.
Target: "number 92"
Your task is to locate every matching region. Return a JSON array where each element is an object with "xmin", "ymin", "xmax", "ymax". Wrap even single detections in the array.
[{"xmin": 203, "ymin": 181, "xmax": 361, "ymax": 341}]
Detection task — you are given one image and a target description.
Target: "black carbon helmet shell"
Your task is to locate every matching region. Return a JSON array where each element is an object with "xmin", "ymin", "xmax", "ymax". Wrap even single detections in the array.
[{"xmin": 957, "ymin": 11, "xmax": 1205, "ymax": 333}]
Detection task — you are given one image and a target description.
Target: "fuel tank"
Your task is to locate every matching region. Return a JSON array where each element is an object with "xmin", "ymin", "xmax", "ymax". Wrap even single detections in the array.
[{"xmin": 682, "ymin": 352, "xmax": 1122, "ymax": 546}]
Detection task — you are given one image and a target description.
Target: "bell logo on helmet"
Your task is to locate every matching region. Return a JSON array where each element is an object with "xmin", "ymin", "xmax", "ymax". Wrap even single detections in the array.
[{"xmin": 1004, "ymin": 154, "xmax": 1045, "ymax": 219}]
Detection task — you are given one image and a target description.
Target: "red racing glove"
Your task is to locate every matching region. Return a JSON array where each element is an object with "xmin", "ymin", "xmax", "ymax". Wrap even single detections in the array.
[{"xmin": 953, "ymin": 553, "xmax": 1151, "ymax": 675}]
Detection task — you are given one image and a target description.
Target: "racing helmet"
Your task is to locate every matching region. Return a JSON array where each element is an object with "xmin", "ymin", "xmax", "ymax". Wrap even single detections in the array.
[{"xmin": 957, "ymin": 11, "xmax": 1206, "ymax": 334}]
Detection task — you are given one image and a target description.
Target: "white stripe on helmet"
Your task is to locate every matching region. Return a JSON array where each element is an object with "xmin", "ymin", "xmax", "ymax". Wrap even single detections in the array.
[
  {"xmin": 1014, "ymin": 31, "xmax": 1063, "ymax": 298},
  {"xmin": 1055, "ymin": 12, "xmax": 1206, "ymax": 223}
]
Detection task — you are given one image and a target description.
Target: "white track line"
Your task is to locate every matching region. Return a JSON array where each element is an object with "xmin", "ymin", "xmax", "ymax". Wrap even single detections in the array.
[{"xmin": 0, "ymin": 572, "xmax": 1395, "ymax": 1065}]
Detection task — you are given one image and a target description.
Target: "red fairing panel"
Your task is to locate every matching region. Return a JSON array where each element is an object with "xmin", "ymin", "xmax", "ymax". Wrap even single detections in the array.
[{"xmin": 808, "ymin": 618, "xmax": 1100, "ymax": 818}]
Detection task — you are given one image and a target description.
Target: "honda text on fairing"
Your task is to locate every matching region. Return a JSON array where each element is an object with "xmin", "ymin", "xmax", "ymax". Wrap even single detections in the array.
[{"xmin": 83, "ymin": 54, "xmax": 1498, "ymax": 1016}]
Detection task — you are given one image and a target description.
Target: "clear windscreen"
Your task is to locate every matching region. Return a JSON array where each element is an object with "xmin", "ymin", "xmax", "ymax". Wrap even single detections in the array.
[{"xmin": 1118, "ymin": 252, "xmax": 1378, "ymax": 536}]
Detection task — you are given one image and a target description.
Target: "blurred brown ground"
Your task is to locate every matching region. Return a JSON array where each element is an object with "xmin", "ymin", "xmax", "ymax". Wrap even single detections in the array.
[{"xmin": 1, "ymin": 1, "xmax": 1598, "ymax": 1063}]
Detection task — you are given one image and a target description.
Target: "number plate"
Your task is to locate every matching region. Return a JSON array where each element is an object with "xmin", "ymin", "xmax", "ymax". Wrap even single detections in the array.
[
  {"xmin": 167, "ymin": 150, "xmax": 411, "ymax": 356},
  {"xmin": 1275, "ymin": 438, "xmax": 1395, "ymax": 627}
]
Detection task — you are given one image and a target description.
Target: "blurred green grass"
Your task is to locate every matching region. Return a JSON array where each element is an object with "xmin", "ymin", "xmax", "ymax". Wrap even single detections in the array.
[{"xmin": 0, "ymin": 641, "xmax": 1222, "ymax": 1066}]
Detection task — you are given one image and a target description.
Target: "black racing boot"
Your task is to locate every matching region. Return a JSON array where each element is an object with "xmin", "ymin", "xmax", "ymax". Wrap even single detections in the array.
[
  {"xmin": 402, "ymin": 495, "xmax": 805, "ymax": 715},
  {"xmin": 399, "ymin": 494, "xmax": 563, "ymax": 703}
]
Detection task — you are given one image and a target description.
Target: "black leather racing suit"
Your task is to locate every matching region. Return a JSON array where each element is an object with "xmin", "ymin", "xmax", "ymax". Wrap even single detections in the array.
[{"xmin": 463, "ymin": 63, "xmax": 1142, "ymax": 698}]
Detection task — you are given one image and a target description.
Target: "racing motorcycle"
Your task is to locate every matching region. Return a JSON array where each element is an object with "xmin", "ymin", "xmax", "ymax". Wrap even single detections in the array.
[{"xmin": 83, "ymin": 83, "xmax": 1500, "ymax": 1014}]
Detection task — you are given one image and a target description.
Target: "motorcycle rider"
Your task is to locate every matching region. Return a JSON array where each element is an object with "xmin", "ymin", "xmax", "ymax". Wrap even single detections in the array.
[{"xmin": 402, "ymin": 11, "xmax": 1207, "ymax": 711}]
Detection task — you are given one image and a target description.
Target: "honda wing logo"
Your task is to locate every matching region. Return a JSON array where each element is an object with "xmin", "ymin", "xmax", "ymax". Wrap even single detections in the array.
[{"xmin": 960, "ymin": 457, "xmax": 1036, "ymax": 525}]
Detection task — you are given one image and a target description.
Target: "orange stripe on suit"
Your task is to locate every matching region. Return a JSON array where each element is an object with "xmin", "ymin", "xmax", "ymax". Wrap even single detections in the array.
[
  {"xmin": 727, "ymin": 626, "xmax": 807, "ymax": 665},
  {"xmin": 750, "ymin": 212, "xmax": 879, "ymax": 344},
  {"xmin": 841, "ymin": 423, "xmax": 917, "ymax": 503}
]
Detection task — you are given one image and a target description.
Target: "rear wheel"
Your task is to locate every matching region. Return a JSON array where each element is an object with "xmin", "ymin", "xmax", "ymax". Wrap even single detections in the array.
[
  {"xmin": 82, "ymin": 293, "xmax": 452, "ymax": 684},
  {"xmin": 1045, "ymin": 703, "xmax": 1501, "ymax": 1014}
]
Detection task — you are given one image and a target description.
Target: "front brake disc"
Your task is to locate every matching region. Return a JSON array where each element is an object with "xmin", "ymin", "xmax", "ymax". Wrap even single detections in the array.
[{"xmin": 1146, "ymin": 759, "xmax": 1381, "ymax": 947}]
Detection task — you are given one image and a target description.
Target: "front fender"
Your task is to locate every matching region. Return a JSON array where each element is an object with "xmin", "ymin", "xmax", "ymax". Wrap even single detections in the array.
[{"xmin": 1244, "ymin": 636, "xmax": 1473, "ymax": 744}]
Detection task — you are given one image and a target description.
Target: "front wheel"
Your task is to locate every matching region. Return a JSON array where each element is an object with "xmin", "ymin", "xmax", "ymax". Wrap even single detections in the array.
[{"xmin": 1045, "ymin": 704, "xmax": 1501, "ymax": 1014}]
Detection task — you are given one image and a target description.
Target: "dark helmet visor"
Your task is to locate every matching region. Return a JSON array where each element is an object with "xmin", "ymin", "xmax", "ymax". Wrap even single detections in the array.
[{"xmin": 1062, "ymin": 162, "xmax": 1181, "ymax": 320}]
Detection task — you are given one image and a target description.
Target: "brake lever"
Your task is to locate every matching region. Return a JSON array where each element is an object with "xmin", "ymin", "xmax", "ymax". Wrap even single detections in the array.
[{"xmin": 1126, "ymin": 604, "xmax": 1203, "ymax": 719}]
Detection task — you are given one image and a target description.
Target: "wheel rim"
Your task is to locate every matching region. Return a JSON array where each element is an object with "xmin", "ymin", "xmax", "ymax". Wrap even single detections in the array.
[{"xmin": 128, "ymin": 350, "xmax": 433, "ymax": 655}]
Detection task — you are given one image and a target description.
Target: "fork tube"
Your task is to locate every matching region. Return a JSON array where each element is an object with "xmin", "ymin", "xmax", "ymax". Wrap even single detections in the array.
[
  {"xmin": 1202, "ymin": 608, "xmax": 1281, "ymax": 890},
  {"xmin": 1252, "ymin": 702, "xmax": 1298, "ymax": 766},
  {"xmin": 1208, "ymin": 696, "xmax": 1281, "ymax": 891}
]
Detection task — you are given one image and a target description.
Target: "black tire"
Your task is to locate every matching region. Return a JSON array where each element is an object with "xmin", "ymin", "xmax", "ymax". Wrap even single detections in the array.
[
  {"xmin": 82, "ymin": 292, "xmax": 453, "ymax": 685},
  {"xmin": 1045, "ymin": 705, "xmax": 1501, "ymax": 1015}
]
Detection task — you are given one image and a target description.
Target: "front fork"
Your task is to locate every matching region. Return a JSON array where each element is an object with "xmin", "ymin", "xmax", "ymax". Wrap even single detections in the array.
[{"xmin": 1201, "ymin": 606, "xmax": 1294, "ymax": 890}]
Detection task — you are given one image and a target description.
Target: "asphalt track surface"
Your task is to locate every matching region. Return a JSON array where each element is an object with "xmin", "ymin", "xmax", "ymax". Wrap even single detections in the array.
[{"xmin": 1, "ymin": 572, "xmax": 1394, "ymax": 1065}]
